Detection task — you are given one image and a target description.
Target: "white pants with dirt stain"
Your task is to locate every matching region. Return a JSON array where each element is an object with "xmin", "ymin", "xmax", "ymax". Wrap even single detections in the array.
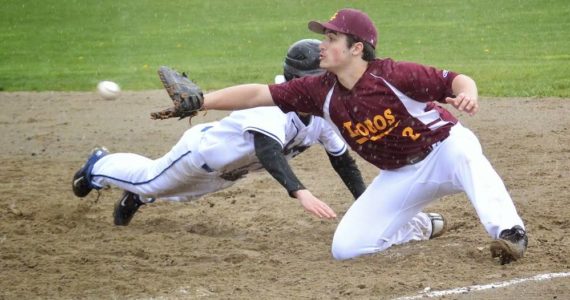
[{"xmin": 331, "ymin": 123, "xmax": 525, "ymax": 260}]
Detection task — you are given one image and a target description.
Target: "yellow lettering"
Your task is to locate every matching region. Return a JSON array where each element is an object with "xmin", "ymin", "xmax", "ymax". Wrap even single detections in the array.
[
  {"xmin": 363, "ymin": 120, "xmax": 378, "ymax": 133},
  {"xmin": 343, "ymin": 112, "xmax": 403, "ymax": 145},
  {"xmin": 371, "ymin": 120, "xmax": 400, "ymax": 141},
  {"xmin": 384, "ymin": 109, "xmax": 395, "ymax": 125},
  {"xmin": 329, "ymin": 12, "xmax": 338, "ymax": 21},
  {"xmin": 355, "ymin": 123, "xmax": 369, "ymax": 136},
  {"xmin": 402, "ymin": 127, "xmax": 421, "ymax": 141},
  {"xmin": 343, "ymin": 121, "xmax": 359, "ymax": 137},
  {"xmin": 373, "ymin": 114, "xmax": 387, "ymax": 131}
]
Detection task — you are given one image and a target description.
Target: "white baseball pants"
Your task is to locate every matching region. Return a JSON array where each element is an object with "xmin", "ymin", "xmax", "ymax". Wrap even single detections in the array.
[
  {"xmin": 331, "ymin": 123, "xmax": 525, "ymax": 260},
  {"xmin": 90, "ymin": 124, "xmax": 234, "ymax": 202}
]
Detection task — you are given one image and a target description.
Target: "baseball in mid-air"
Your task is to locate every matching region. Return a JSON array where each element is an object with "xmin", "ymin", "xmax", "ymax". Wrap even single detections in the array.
[{"xmin": 97, "ymin": 80, "xmax": 121, "ymax": 100}]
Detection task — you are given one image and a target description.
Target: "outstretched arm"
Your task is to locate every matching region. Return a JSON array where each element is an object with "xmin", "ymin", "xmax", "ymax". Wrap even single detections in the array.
[
  {"xmin": 445, "ymin": 74, "xmax": 479, "ymax": 115},
  {"xmin": 203, "ymin": 84, "xmax": 275, "ymax": 110},
  {"xmin": 327, "ymin": 151, "xmax": 366, "ymax": 200},
  {"xmin": 253, "ymin": 132, "xmax": 337, "ymax": 219}
]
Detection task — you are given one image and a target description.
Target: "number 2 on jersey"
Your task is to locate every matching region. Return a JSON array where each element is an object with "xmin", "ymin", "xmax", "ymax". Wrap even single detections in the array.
[{"xmin": 402, "ymin": 127, "xmax": 421, "ymax": 141}]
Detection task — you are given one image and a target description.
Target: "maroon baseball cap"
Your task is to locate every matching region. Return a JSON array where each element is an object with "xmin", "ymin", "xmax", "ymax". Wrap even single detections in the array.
[{"xmin": 308, "ymin": 8, "xmax": 378, "ymax": 49}]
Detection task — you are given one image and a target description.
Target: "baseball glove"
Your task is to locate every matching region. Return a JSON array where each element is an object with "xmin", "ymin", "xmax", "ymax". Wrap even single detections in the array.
[{"xmin": 151, "ymin": 66, "xmax": 204, "ymax": 120}]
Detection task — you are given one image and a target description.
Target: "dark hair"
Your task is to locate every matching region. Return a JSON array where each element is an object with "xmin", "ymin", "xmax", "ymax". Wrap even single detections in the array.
[{"xmin": 346, "ymin": 35, "xmax": 376, "ymax": 61}]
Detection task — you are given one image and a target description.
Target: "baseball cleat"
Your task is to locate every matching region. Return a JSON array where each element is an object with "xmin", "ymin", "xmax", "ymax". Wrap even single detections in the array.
[
  {"xmin": 72, "ymin": 147, "xmax": 109, "ymax": 198},
  {"xmin": 113, "ymin": 191, "xmax": 145, "ymax": 226},
  {"xmin": 490, "ymin": 225, "xmax": 528, "ymax": 265},
  {"xmin": 427, "ymin": 213, "xmax": 447, "ymax": 239}
]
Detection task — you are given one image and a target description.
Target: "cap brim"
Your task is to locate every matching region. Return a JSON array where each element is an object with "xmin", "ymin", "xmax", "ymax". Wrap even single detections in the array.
[
  {"xmin": 308, "ymin": 21, "xmax": 342, "ymax": 35},
  {"xmin": 308, "ymin": 21, "xmax": 326, "ymax": 34}
]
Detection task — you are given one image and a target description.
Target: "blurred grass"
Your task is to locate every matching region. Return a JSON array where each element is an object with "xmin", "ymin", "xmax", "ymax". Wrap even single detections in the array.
[{"xmin": 0, "ymin": 0, "xmax": 568, "ymax": 97}]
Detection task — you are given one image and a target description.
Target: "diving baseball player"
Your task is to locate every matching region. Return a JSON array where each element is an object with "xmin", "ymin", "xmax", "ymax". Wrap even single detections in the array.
[{"xmin": 71, "ymin": 39, "xmax": 366, "ymax": 226}]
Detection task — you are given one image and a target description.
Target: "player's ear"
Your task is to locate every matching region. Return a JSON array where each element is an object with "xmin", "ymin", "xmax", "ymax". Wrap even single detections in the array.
[{"xmin": 351, "ymin": 42, "xmax": 364, "ymax": 56}]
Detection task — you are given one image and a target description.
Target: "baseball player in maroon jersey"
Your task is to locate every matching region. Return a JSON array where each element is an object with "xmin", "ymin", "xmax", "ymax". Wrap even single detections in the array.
[{"xmin": 195, "ymin": 8, "xmax": 528, "ymax": 265}]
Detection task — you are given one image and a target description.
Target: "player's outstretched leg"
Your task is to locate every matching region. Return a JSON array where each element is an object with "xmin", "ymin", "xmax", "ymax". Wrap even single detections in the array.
[
  {"xmin": 490, "ymin": 225, "xmax": 528, "ymax": 265},
  {"xmin": 72, "ymin": 147, "xmax": 109, "ymax": 198},
  {"xmin": 113, "ymin": 191, "xmax": 145, "ymax": 226}
]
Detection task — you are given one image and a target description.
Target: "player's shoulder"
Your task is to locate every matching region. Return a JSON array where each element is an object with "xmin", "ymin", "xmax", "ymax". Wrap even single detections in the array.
[
  {"xmin": 369, "ymin": 58, "xmax": 410, "ymax": 72},
  {"xmin": 387, "ymin": 58, "xmax": 445, "ymax": 74},
  {"xmin": 370, "ymin": 58, "xmax": 436, "ymax": 81},
  {"xmin": 232, "ymin": 106, "xmax": 286, "ymax": 118},
  {"xmin": 291, "ymin": 72, "xmax": 337, "ymax": 89},
  {"xmin": 227, "ymin": 107, "xmax": 288, "ymax": 131}
]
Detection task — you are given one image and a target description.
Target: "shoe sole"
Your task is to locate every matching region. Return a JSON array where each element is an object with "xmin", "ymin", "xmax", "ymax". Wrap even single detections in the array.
[
  {"xmin": 72, "ymin": 147, "xmax": 109, "ymax": 198},
  {"xmin": 490, "ymin": 239, "xmax": 524, "ymax": 264},
  {"xmin": 113, "ymin": 204, "xmax": 128, "ymax": 226},
  {"xmin": 72, "ymin": 171, "xmax": 90, "ymax": 197},
  {"xmin": 113, "ymin": 191, "xmax": 142, "ymax": 226},
  {"xmin": 113, "ymin": 192, "xmax": 130, "ymax": 226}
]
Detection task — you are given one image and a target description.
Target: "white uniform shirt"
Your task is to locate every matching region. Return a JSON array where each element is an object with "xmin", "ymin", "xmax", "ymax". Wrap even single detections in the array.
[{"xmin": 197, "ymin": 106, "xmax": 347, "ymax": 174}]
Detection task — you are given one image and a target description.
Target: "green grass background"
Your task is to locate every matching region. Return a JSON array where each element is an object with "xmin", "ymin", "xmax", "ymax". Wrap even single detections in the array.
[{"xmin": 1, "ymin": 0, "xmax": 568, "ymax": 97}]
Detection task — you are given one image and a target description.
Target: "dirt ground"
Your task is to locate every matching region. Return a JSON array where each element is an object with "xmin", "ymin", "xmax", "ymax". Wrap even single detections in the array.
[{"xmin": 0, "ymin": 90, "xmax": 569, "ymax": 299}]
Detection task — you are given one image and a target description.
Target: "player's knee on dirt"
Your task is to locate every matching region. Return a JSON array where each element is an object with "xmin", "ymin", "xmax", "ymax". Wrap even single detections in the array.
[
  {"xmin": 331, "ymin": 236, "xmax": 390, "ymax": 260},
  {"xmin": 331, "ymin": 240, "xmax": 358, "ymax": 260},
  {"xmin": 331, "ymin": 230, "xmax": 360, "ymax": 260}
]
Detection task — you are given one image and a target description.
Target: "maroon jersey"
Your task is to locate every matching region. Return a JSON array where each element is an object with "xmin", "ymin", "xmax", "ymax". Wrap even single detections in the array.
[{"xmin": 269, "ymin": 58, "xmax": 459, "ymax": 170}]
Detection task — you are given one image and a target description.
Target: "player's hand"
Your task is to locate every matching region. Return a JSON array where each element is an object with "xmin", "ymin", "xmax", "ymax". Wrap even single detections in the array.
[
  {"xmin": 293, "ymin": 189, "xmax": 337, "ymax": 219},
  {"xmin": 445, "ymin": 92, "xmax": 479, "ymax": 116}
]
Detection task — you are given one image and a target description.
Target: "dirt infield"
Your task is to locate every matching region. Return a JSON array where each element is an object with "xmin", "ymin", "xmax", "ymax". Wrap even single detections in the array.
[{"xmin": 1, "ymin": 91, "xmax": 569, "ymax": 299}]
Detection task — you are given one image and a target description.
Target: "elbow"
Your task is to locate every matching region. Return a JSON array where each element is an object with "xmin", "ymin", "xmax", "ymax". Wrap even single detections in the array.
[
  {"xmin": 252, "ymin": 84, "xmax": 275, "ymax": 107},
  {"xmin": 453, "ymin": 74, "xmax": 478, "ymax": 98}
]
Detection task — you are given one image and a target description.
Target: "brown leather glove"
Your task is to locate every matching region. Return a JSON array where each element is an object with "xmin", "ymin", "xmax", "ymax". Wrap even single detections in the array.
[{"xmin": 152, "ymin": 66, "xmax": 204, "ymax": 120}]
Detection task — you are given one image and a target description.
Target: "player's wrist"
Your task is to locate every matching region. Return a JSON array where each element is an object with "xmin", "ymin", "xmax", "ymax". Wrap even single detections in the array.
[{"xmin": 291, "ymin": 188, "xmax": 309, "ymax": 199}]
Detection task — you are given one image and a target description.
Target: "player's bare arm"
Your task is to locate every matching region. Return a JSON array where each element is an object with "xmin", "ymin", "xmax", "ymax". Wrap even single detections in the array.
[
  {"xmin": 203, "ymin": 84, "xmax": 275, "ymax": 110},
  {"xmin": 446, "ymin": 74, "xmax": 479, "ymax": 115}
]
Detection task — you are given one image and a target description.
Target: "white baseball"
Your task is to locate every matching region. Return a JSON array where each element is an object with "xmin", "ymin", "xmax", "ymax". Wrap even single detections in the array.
[{"xmin": 97, "ymin": 81, "xmax": 121, "ymax": 100}]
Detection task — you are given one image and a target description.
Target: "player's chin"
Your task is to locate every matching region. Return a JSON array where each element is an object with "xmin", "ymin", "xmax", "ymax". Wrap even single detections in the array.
[{"xmin": 319, "ymin": 59, "xmax": 331, "ymax": 70}]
